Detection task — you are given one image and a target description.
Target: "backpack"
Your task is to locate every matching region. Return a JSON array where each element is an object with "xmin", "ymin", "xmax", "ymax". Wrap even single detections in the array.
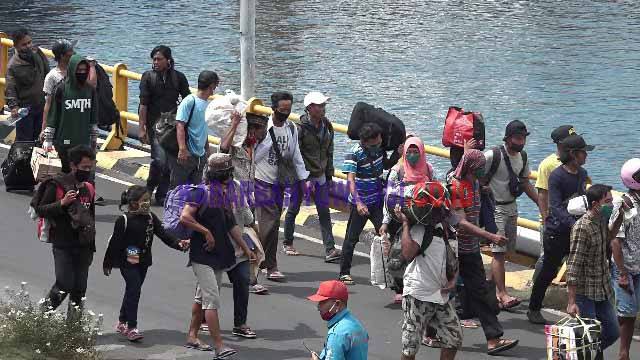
[
  {"xmin": 28, "ymin": 178, "xmax": 95, "ymax": 243},
  {"xmin": 162, "ymin": 184, "xmax": 208, "ymax": 238},
  {"xmin": 480, "ymin": 146, "xmax": 528, "ymax": 197},
  {"xmin": 348, "ymin": 102, "xmax": 406, "ymax": 151},
  {"xmin": 94, "ymin": 64, "xmax": 122, "ymax": 133}
]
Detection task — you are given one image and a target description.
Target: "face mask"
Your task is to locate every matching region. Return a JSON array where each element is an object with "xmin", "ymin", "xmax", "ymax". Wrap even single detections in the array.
[
  {"xmin": 600, "ymin": 204, "xmax": 613, "ymax": 221},
  {"xmin": 405, "ymin": 153, "xmax": 420, "ymax": 166},
  {"xmin": 320, "ymin": 301, "xmax": 338, "ymax": 321},
  {"xmin": 18, "ymin": 48, "xmax": 34, "ymax": 63},
  {"xmin": 509, "ymin": 143, "xmax": 525, "ymax": 153},
  {"xmin": 75, "ymin": 169, "xmax": 91, "ymax": 182},
  {"xmin": 138, "ymin": 201, "xmax": 151, "ymax": 213},
  {"xmin": 366, "ymin": 142, "xmax": 381, "ymax": 154},
  {"xmin": 274, "ymin": 110, "xmax": 290, "ymax": 122},
  {"xmin": 76, "ymin": 72, "xmax": 88, "ymax": 83}
]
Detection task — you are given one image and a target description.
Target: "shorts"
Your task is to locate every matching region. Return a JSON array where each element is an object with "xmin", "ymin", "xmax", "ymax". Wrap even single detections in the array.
[
  {"xmin": 490, "ymin": 204, "xmax": 518, "ymax": 253},
  {"xmin": 402, "ymin": 295, "xmax": 462, "ymax": 356},
  {"xmin": 192, "ymin": 263, "xmax": 224, "ymax": 310},
  {"xmin": 612, "ymin": 263, "xmax": 640, "ymax": 318}
]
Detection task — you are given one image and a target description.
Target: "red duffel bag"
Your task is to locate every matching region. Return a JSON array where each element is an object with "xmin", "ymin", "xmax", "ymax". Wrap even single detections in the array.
[{"xmin": 442, "ymin": 107, "xmax": 485, "ymax": 150}]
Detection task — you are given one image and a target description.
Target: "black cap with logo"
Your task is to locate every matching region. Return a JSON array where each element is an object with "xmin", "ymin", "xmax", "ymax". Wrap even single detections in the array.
[
  {"xmin": 551, "ymin": 125, "xmax": 576, "ymax": 144},
  {"xmin": 503, "ymin": 120, "xmax": 530, "ymax": 141}
]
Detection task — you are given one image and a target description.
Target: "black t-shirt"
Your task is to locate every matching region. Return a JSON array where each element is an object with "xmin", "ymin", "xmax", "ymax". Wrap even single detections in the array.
[
  {"xmin": 545, "ymin": 166, "xmax": 588, "ymax": 235},
  {"xmin": 103, "ymin": 212, "xmax": 180, "ymax": 268},
  {"xmin": 139, "ymin": 69, "xmax": 191, "ymax": 120},
  {"xmin": 190, "ymin": 207, "xmax": 237, "ymax": 270}
]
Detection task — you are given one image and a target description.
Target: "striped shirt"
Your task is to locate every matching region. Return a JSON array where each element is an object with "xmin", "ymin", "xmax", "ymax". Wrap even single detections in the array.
[
  {"xmin": 342, "ymin": 143, "xmax": 384, "ymax": 206},
  {"xmin": 450, "ymin": 178, "xmax": 481, "ymax": 254}
]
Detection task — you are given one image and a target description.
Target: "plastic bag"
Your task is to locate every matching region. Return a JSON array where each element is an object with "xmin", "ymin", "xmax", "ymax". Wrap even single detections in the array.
[
  {"xmin": 205, "ymin": 90, "xmax": 248, "ymax": 146},
  {"xmin": 370, "ymin": 235, "xmax": 391, "ymax": 289}
]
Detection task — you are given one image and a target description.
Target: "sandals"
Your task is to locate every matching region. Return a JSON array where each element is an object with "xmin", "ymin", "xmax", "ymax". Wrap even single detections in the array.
[
  {"xmin": 339, "ymin": 275, "xmax": 355, "ymax": 285},
  {"xmin": 487, "ymin": 338, "xmax": 519, "ymax": 355},
  {"xmin": 461, "ymin": 319, "xmax": 480, "ymax": 329},
  {"xmin": 498, "ymin": 297, "xmax": 522, "ymax": 310},
  {"xmin": 214, "ymin": 347, "xmax": 237, "ymax": 359},
  {"xmin": 232, "ymin": 326, "xmax": 257, "ymax": 339},
  {"xmin": 267, "ymin": 271, "xmax": 286, "ymax": 281},
  {"xmin": 422, "ymin": 336, "xmax": 442, "ymax": 348},
  {"xmin": 184, "ymin": 341, "xmax": 213, "ymax": 352},
  {"xmin": 283, "ymin": 245, "xmax": 300, "ymax": 256},
  {"xmin": 250, "ymin": 283, "xmax": 269, "ymax": 294}
]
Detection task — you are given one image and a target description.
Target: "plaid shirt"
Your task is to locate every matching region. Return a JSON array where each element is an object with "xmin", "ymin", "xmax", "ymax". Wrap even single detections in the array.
[{"xmin": 567, "ymin": 211, "xmax": 613, "ymax": 301}]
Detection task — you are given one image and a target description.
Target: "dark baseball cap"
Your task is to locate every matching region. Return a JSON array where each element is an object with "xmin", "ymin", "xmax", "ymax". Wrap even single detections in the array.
[
  {"xmin": 560, "ymin": 134, "xmax": 595, "ymax": 152},
  {"xmin": 551, "ymin": 125, "xmax": 576, "ymax": 144},
  {"xmin": 504, "ymin": 120, "xmax": 530, "ymax": 139}
]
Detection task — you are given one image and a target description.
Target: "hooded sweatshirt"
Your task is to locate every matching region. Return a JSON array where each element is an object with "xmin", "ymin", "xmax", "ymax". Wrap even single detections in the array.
[{"xmin": 46, "ymin": 55, "xmax": 97, "ymax": 147}]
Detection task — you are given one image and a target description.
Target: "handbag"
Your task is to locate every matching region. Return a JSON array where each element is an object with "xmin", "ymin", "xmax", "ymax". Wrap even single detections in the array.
[
  {"xmin": 157, "ymin": 98, "xmax": 196, "ymax": 156},
  {"xmin": 268, "ymin": 123, "xmax": 299, "ymax": 185},
  {"xmin": 442, "ymin": 106, "xmax": 486, "ymax": 150}
]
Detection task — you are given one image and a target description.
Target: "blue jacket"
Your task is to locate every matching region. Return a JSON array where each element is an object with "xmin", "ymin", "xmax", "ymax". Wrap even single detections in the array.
[{"xmin": 320, "ymin": 309, "xmax": 369, "ymax": 360}]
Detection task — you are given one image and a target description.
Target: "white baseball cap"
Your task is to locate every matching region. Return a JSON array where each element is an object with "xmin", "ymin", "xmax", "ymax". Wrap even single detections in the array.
[{"xmin": 304, "ymin": 92, "xmax": 330, "ymax": 108}]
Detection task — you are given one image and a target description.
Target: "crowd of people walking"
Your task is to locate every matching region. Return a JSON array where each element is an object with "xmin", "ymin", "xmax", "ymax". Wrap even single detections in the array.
[{"xmin": 6, "ymin": 28, "xmax": 640, "ymax": 360}]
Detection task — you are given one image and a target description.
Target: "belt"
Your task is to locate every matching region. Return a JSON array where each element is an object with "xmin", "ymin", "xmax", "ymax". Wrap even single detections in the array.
[{"xmin": 495, "ymin": 200, "xmax": 516, "ymax": 206}]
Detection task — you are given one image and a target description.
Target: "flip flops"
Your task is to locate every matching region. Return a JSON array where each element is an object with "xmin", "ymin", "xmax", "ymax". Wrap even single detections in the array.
[
  {"xmin": 184, "ymin": 341, "xmax": 213, "ymax": 352},
  {"xmin": 422, "ymin": 336, "xmax": 442, "ymax": 348},
  {"xmin": 339, "ymin": 275, "xmax": 355, "ymax": 285},
  {"xmin": 267, "ymin": 271, "xmax": 286, "ymax": 281},
  {"xmin": 250, "ymin": 284, "xmax": 269, "ymax": 294},
  {"xmin": 461, "ymin": 319, "xmax": 480, "ymax": 329},
  {"xmin": 487, "ymin": 339, "xmax": 519, "ymax": 355},
  {"xmin": 283, "ymin": 245, "xmax": 300, "ymax": 256},
  {"xmin": 498, "ymin": 297, "xmax": 522, "ymax": 310},
  {"xmin": 214, "ymin": 347, "xmax": 237, "ymax": 359}
]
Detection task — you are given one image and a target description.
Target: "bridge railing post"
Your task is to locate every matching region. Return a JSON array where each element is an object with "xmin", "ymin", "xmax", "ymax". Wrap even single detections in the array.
[
  {"xmin": 0, "ymin": 32, "xmax": 9, "ymax": 110},
  {"xmin": 101, "ymin": 63, "xmax": 128, "ymax": 150}
]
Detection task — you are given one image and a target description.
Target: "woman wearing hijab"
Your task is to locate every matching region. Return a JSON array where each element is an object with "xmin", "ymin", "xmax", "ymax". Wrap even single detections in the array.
[{"xmin": 380, "ymin": 135, "xmax": 436, "ymax": 304}]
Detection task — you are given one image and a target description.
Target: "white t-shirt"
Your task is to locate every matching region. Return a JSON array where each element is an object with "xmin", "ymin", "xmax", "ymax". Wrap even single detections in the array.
[
  {"xmin": 43, "ymin": 68, "xmax": 65, "ymax": 96},
  {"xmin": 403, "ymin": 225, "xmax": 449, "ymax": 305},
  {"xmin": 484, "ymin": 144, "xmax": 531, "ymax": 206},
  {"xmin": 255, "ymin": 123, "xmax": 291, "ymax": 183}
]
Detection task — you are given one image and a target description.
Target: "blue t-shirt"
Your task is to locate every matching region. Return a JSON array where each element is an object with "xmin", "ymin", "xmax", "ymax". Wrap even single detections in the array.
[
  {"xmin": 342, "ymin": 143, "xmax": 384, "ymax": 206},
  {"xmin": 545, "ymin": 165, "xmax": 588, "ymax": 235},
  {"xmin": 176, "ymin": 94, "xmax": 209, "ymax": 157},
  {"xmin": 320, "ymin": 309, "xmax": 369, "ymax": 360}
]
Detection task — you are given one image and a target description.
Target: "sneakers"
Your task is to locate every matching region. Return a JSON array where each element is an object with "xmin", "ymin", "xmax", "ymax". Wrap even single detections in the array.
[
  {"xmin": 325, "ymin": 248, "xmax": 342, "ymax": 263},
  {"xmin": 527, "ymin": 310, "xmax": 550, "ymax": 325},
  {"xmin": 115, "ymin": 321, "xmax": 128, "ymax": 335},
  {"xmin": 339, "ymin": 275, "xmax": 355, "ymax": 285},
  {"xmin": 127, "ymin": 328, "xmax": 144, "ymax": 342}
]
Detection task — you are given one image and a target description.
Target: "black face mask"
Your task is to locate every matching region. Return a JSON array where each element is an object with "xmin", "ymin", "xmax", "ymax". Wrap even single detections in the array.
[
  {"xmin": 509, "ymin": 143, "xmax": 525, "ymax": 153},
  {"xmin": 75, "ymin": 169, "xmax": 91, "ymax": 182},
  {"xmin": 273, "ymin": 110, "xmax": 290, "ymax": 122},
  {"xmin": 76, "ymin": 72, "xmax": 88, "ymax": 83},
  {"xmin": 18, "ymin": 48, "xmax": 34, "ymax": 63}
]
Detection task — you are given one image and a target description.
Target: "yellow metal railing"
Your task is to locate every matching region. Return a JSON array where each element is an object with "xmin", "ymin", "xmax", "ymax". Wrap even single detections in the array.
[{"xmin": 0, "ymin": 35, "xmax": 572, "ymax": 233}]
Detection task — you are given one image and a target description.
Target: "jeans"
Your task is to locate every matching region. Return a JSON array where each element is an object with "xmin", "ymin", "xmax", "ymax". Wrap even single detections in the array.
[
  {"xmin": 119, "ymin": 264, "xmax": 149, "ymax": 328},
  {"xmin": 339, "ymin": 203, "xmax": 383, "ymax": 276},
  {"xmin": 459, "ymin": 251, "xmax": 503, "ymax": 341},
  {"xmin": 284, "ymin": 180, "xmax": 336, "ymax": 255},
  {"xmin": 227, "ymin": 260, "xmax": 250, "ymax": 327},
  {"xmin": 575, "ymin": 294, "xmax": 620, "ymax": 351},
  {"xmin": 532, "ymin": 225, "xmax": 545, "ymax": 283},
  {"xmin": 167, "ymin": 153, "xmax": 206, "ymax": 190},
  {"xmin": 47, "ymin": 247, "xmax": 94, "ymax": 310},
  {"xmin": 255, "ymin": 179, "xmax": 285, "ymax": 271},
  {"xmin": 529, "ymin": 231, "xmax": 570, "ymax": 311},
  {"xmin": 15, "ymin": 105, "xmax": 43, "ymax": 142},
  {"xmin": 146, "ymin": 126, "xmax": 170, "ymax": 201}
]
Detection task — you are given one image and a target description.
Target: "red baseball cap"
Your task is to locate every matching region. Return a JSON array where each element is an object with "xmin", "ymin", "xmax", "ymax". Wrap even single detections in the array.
[{"xmin": 307, "ymin": 280, "xmax": 349, "ymax": 302}]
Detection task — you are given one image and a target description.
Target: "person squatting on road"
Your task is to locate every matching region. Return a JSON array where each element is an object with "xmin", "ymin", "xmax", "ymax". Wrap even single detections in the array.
[{"xmin": 103, "ymin": 185, "xmax": 190, "ymax": 342}]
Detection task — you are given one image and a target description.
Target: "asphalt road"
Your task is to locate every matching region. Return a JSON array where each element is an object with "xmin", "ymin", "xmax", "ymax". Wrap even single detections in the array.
[{"xmin": 0, "ymin": 146, "xmax": 636, "ymax": 360}]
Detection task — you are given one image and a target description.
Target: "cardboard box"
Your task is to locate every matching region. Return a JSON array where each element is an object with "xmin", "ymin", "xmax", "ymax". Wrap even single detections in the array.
[{"xmin": 31, "ymin": 147, "xmax": 62, "ymax": 182}]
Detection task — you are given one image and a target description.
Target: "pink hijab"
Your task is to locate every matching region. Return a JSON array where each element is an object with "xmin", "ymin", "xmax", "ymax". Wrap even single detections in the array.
[{"xmin": 402, "ymin": 136, "xmax": 432, "ymax": 183}]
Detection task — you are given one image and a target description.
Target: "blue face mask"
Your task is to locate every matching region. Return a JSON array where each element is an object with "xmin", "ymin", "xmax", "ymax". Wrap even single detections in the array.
[{"xmin": 366, "ymin": 142, "xmax": 381, "ymax": 154}]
